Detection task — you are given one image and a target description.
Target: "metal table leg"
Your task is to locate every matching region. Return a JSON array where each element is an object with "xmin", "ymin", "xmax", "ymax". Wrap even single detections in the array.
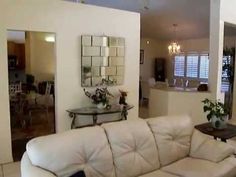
[
  {"xmin": 93, "ymin": 115, "xmax": 98, "ymax": 125},
  {"xmin": 69, "ymin": 113, "xmax": 76, "ymax": 129},
  {"xmin": 121, "ymin": 105, "xmax": 128, "ymax": 120}
]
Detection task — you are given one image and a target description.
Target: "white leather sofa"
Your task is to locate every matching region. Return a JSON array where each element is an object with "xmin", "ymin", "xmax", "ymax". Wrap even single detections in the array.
[{"xmin": 21, "ymin": 115, "xmax": 236, "ymax": 177}]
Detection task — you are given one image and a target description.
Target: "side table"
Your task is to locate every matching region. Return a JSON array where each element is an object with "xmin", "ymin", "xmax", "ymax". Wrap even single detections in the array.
[
  {"xmin": 195, "ymin": 122, "xmax": 236, "ymax": 142},
  {"xmin": 67, "ymin": 104, "xmax": 133, "ymax": 129}
]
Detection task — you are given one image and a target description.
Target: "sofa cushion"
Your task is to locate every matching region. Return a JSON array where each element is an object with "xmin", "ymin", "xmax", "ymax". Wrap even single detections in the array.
[
  {"xmin": 147, "ymin": 115, "xmax": 193, "ymax": 166},
  {"xmin": 26, "ymin": 126, "xmax": 115, "ymax": 177},
  {"xmin": 139, "ymin": 170, "xmax": 179, "ymax": 177},
  {"xmin": 228, "ymin": 139, "xmax": 236, "ymax": 154},
  {"xmin": 102, "ymin": 119, "xmax": 160, "ymax": 177},
  {"xmin": 21, "ymin": 153, "xmax": 57, "ymax": 177},
  {"xmin": 162, "ymin": 157, "xmax": 236, "ymax": 177},
  {"xmin": 190, "ymin": 129, "xmax": 235, "ymax": 162}
]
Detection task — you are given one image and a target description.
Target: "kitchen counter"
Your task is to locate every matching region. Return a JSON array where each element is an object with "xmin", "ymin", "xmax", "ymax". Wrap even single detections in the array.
[
  {"xmin": 151, "ymin": 85, "xmax": 210, "ymax": 93},
  {"xmin": 149, "ymin": 86, "xmax": 211, "ymax": 125}
]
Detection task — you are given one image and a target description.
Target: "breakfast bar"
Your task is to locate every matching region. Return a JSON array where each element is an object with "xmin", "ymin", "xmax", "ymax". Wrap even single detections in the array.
[{"xmin": 149, "ymin": 85, "xmax": 212, "ymax": 125}]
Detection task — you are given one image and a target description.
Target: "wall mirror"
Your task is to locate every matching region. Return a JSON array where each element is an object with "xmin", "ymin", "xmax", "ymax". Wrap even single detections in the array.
[{"xmin": 81, "ymin": 35, "xmax": 125, "ymax": 87}]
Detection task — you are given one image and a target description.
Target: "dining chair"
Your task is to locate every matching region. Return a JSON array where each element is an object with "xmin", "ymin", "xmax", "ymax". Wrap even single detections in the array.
[
  {"xmin": 27, "ymin": 82, "xmax": 52, "ymax": 125},
  {"xmin": 186, "ymin": 79, "xmax": 200, "ymax": 88},
  {"xmin": 174, "ymin": 78, "xmax": 184, "ymax": 87},
  {"xmin": 9, "ymin": 82, "xmax": 22, "ymax": 95}
]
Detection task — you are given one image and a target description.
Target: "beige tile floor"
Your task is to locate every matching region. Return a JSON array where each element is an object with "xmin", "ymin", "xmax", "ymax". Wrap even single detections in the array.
[{"xmin": 0, "ymin": 162, "xmax": 21, "ymax": 177}]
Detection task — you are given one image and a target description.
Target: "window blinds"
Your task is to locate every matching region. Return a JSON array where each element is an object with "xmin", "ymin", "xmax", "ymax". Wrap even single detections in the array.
[
  {"xmin": 186, "ymin": 55, "xmax": 198, "ymax": 78},
  {"xmin": 199, "ymin": 54, "xmax": 209, "ymax": 79},
  {"xmin": 174, "ymin": 55, "xmax": 185, "ymax": 77}
]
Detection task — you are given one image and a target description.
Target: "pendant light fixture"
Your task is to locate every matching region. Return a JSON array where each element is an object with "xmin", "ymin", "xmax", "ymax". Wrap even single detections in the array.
[{"xmin": 168, "ymin": 24, "xmax": 181, "ymax": 55}]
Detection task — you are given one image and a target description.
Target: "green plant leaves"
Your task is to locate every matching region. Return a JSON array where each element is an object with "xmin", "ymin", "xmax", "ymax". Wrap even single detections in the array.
[{"xmin": 202, "ymin": 98, "xmax": 228, "ymax": 121}]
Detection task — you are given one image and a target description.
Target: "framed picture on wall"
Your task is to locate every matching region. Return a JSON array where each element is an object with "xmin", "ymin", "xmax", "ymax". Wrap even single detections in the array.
[{"xmin": 140, "ymin": 49, "xmax": 144, "ymax": 64}]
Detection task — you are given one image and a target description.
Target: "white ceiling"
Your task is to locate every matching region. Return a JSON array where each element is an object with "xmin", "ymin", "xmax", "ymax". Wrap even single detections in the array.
[{"xmin": 67, "ymin": 0, "xmax": 211, "ymax": 40}]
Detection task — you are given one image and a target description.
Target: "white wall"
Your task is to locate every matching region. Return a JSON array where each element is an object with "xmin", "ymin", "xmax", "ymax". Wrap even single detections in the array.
[
  {"xmin": 221, "ymin": 0, "xmax": 236, "ymax": 25},
  {"xmin": 0, "ymin": 0, "xmax": 140, "ymax": 164},
  {"xmin": 170, "ymin": 38, "xmax": 209, "ymax": 53},
  {"xmin": 140, "ymin": 38, "xmax": 166, "ymax": 81},
  {"xmin": 27, "ymin": 32, "xmax": 55, "ymax": 82}
]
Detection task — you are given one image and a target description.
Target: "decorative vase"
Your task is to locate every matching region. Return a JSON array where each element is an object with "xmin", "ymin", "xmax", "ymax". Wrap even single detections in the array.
[
  {"xmin": 211, "ymin": 116, "xmax": 228, "ymax": 129},
  {"xmin": 96, "ymin": 103, "xmax": 106, "ymax": 109}
]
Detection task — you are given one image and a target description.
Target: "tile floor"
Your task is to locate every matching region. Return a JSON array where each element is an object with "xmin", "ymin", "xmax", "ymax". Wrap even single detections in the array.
[
  {"xmin": 0, "ymin": 162, "xmax": 21, "ymax": 177},
  {"xmin": 11, "ymin": 108, "xmax": 55, "ymax": 161}
]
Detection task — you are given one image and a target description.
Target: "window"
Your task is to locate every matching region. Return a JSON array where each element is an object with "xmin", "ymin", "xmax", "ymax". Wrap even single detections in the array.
[
  {"xmin": 186, "ymin": 55, "xmax": 198, "ymax": 78},
  {"xmin": 221, "ymin": 56, "xmax": 232, "ymax": 92},
  {"xmin": 199, "ymin": 55, "xmax": 209, "ymax": 79},
  {"xmin": 174, "ymin": 55, "xmax": 185, "ymax": 77},
  {"xmin": 173, "ymin": 53, "xmax": 209, "ymax": 80}
]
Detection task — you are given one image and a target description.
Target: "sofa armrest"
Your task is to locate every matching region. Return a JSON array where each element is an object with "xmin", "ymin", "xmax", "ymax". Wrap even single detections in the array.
[
  {"xmin": 190, "ymin": 129, "xmax": 235, "ymax": 163},
  {"xmin": 21, "ymin": 152, "xmax": 56, "ymax": 177}
]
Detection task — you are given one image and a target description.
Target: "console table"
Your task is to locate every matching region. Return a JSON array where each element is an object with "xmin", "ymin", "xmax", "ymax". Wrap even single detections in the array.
[
  {"xmin": 195, "ymin": 122, "xmax": 236, "ymax": 142},
  {"xmin": 67, "ymin": 104, "xmax": 133, "ymax": 129}
]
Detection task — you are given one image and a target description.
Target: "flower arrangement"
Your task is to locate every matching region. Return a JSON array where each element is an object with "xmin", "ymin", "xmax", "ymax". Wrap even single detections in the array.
[
  {"xmin": 119, "ymin": 90, "xmax": 128, "ymax": 105},
  {"xmin": 83, "ymin": 87, "xmax": 113, "ymax": 108},
  {"xmin": 202, "ymin": 98, "xmax": 228, "ymax": 121}
]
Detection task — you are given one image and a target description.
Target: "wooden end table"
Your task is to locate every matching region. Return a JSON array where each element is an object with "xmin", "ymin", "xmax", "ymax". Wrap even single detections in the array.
[{"xmin": 195, "ymin": 122, "xmax": 236, "ymax": 142}]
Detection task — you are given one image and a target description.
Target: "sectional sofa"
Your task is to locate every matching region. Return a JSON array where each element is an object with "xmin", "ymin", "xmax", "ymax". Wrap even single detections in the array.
[{"xmin": 21, "ymin": 115, "xmax": 236, "ymax": 177}]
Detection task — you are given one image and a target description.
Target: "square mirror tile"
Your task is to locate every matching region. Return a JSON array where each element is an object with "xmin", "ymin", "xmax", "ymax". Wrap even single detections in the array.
[
  {"xmin": 117, "ymin": 66, "xmax": 124, "ymax": 75},
  {"xmin": 82, "ymin": 57, "xmax": 92, "ymax": 66},
  {"xmin": 92, "ymin": 36, "xmax": 108, "ymax": 46},
  {"xmin": 109, "ymin": 57, "xmax": 124, "ymax": 66},
  {"xmin": 117, "ymin": 47, "xmax": 125, "ymax": 57},
  {"xmin": 82, "ymin": 46, "xmax": 100, "ymax": 56},
  {"xmin": 92, "ymin": 67, "xmax": 100, "ymax": 76},
  {"xmin": 92, "ymin": 77, "xmax": 102, "ymax": 86},
  {"xmin": 82, "ymin": 36, "xmax": 92, "ymax": 46},
  {"xmin": 101, "ymin": 66, "xmax": 116, "ymax": 76}
]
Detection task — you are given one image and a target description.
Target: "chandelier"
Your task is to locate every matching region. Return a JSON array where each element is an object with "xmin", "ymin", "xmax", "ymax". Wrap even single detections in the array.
[{"xmin": 168, "ymin": 24, "xmax": 181, "ymax": 55}]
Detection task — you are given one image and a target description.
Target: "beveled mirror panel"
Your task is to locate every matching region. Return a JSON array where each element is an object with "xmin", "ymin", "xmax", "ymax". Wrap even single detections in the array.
[{"xmin": 81, "ymin": 35, "xmax": 125, "ymax": 87}]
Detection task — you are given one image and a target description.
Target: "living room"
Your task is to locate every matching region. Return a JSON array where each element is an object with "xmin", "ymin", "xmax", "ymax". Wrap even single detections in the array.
[{"xmin": 1, "ymin": 0, "xmax": 236, "ymax": 177}]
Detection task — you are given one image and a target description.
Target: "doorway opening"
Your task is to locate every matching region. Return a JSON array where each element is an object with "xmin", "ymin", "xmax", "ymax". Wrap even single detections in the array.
[
  {"xmin": 7, "ymin": 30, "xmax": 56, "ymax": 161},
  {"xmin": 223, "ymin": 24, "xmax": 236, "ymax": 120}
]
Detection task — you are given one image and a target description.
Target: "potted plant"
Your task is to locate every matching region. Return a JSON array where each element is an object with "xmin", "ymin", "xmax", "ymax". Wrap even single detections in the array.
[
  {"xmin": 202, "ymin": 98, "xmax": 229, "ymax": 129},
  {"xmin": 84, "ymin": 87, "xmax": 113, "ymax": 109}
]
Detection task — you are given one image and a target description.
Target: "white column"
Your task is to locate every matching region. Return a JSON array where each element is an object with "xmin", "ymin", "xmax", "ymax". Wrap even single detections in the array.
[
  {"xmin": 209, "ymin": 0, "xmax": 224, "ymax": 101},
  {"xmin": 0, "ymin": 27, "xmax": 13, "ymax": 163}
]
